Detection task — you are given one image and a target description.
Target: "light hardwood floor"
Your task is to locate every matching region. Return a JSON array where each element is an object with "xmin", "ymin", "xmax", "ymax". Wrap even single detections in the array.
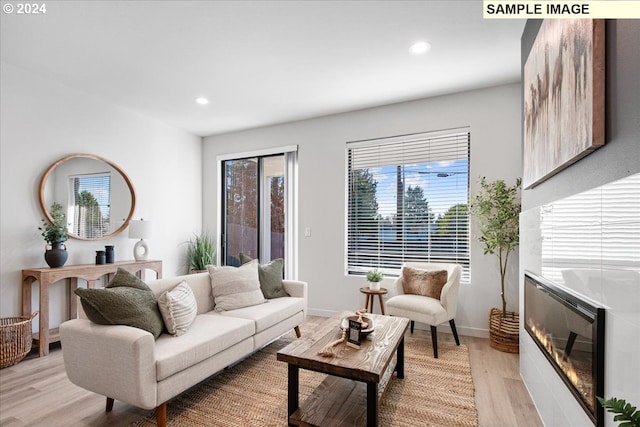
[{"xmin": 0, "ymin": 316, "xmax": 543, "ymax": 427}]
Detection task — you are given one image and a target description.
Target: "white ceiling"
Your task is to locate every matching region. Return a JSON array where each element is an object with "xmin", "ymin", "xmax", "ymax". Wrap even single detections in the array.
[{"xmin": 1, "ymin": 1, "xmax": 525, "ymax": 137}]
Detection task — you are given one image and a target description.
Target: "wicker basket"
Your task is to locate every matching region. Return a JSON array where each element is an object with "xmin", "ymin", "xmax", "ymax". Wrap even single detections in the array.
[
  {"xmin": 1, "ymin": 312, "xmax": 37, "ymax": 369},
  {"xmin": 489, "ymin": 308, "xmax": 519, "ymax": 353}
]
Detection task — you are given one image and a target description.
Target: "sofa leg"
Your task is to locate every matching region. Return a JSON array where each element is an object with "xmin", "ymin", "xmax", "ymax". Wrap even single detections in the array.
[
  {"xmin": 430, "ymin": 325, "xmax": 438, "ymax": 358},
  {"xmin": 294, "ymin": 325, "xmax": 301, "ymax": 338},
  {"xmin": 106, "ymin": 397, "xmax": 114, "ymax": 412},
  {"xmin": 156, "ymin": 402, "xmax": 167, "ymax": 427},
  {"xmin": 410, "ymin": 320, "xmax": 415, "ymax": 334}
]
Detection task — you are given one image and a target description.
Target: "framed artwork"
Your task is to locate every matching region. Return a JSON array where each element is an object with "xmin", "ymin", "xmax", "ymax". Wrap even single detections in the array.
[{"xmin": 523, "ymin": 19, "xmax": 605, "ymax": 189}]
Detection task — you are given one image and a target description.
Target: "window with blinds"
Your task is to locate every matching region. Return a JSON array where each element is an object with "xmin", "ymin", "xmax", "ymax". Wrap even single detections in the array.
[
  {"xmin": 346, "ymin": 128, "xmax": 470, "ymax": 282},
  {"xmin": 70, "ymin": 173, "xmax": 111, "ymax": 239}
]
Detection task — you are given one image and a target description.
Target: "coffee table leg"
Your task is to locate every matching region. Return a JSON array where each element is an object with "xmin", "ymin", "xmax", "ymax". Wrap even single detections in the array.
[
  {"xmin": 287, "ymin": 364, "xmax": 299, "ymax": 426},
  {"xmin": 396, "ymin": 337, "xmax": 405, "ymax": 379},
  {"xmin": 366, "ymin": 381, "xmax": 378, "ymax": 427}
]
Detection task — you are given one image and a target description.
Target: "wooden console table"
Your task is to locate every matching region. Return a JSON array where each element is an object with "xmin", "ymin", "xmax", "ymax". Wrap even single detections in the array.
[{"xmin": 22, "ymin": 260, "xmax": 162, "ymax": 357}]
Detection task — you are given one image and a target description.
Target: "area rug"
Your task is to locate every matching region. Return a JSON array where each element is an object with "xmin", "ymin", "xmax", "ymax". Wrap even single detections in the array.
[{"xmin": 131, "ymin": 332, "xmax": 477, "ymax": 427}]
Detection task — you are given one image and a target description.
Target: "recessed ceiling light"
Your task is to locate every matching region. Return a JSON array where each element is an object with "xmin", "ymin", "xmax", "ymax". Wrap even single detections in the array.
[
  {"xmin": 409, "ymin": 41, "xmax": 431, "ymax": 56},
  {"xmin": 195, "ymin": 97, "xmax": 209, "ymax": 105}
]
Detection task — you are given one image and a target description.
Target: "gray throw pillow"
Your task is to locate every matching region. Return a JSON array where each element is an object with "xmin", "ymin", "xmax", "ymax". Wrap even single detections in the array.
[
  {"xmin": 74, "ymin": 268, "xmax": 164, "ymax": 339},
  {"xmin": 239, "ymin": 253, "xmax": 289, "ymax": 299}
]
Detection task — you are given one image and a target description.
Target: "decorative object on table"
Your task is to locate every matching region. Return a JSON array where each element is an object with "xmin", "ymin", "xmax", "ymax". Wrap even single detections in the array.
[
  {"xmin": 129, "ymin": 218, "xmax": 152, "ymax": 261},
  {"xmin": 318, "ymin": 309, "xmax": 373, "ymax": 357},
  {"xmin": 39, "ymin": 202, "xmax": 69, "ymax": 268},
  {"xmin": 469, "ymin": 176, "xmax": 521, "ymax": 353},
  {"xmin": 0, "ymin": 312, "xmax": 38, "ymax": 368},
  {"xmin": 523, "ymin": 19, "xmax": 605, "ymax": 189},
  {"xmin": 346, "ymin": 319, "xmax": 362, "ymax": 349},
  {"xmin": 95, "ymin": 250, "xmax": 106, "ymax": 265},
  {"xmin": 366, "ymin": 269, "xmax": 383, "ymax": 290},
  {"xmin": 187, "ymin": 232, "xmax": 216, "ymax": 273},
  {"xmin": 105, "ymin": 245, "xmax": 115, "ymax": 263}
]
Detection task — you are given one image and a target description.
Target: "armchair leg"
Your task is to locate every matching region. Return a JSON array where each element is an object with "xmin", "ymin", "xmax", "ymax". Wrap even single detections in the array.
[
  {"xmin": 156, "ymin": 402, "xmax": 167, "ymax": 427},
  {"xmin": 106, "ymin": 397, "xmax": 114, "ymax": 412},
  {"xmin": 410, "ymin": 320, "xmax": 415, "ymax": 334},
  {"xmin": 449, "ymin": 319, "xmax": 460, "ymax": 346},
  {"xmin": 430, "ymin": 325, "xmax": 438, "ymax": 358}
]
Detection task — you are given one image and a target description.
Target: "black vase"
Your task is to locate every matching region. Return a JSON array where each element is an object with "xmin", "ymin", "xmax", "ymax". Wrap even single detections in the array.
[
  {"xmin": 95, "ymin": 250, "xmax": 106, "ymax": 265},
  {"xmin": 105, "ymin": 245, "xmax": 115, "ymax": 263},
  {"xmin": 44, "ymin": 242, "xmax": 68, "ymax": 268}
]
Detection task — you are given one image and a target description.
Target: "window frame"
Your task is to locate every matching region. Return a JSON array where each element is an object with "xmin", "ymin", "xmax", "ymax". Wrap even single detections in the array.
[{"xmin": 345, "ymin": 128, "xmax": 471, "ymax": 282}]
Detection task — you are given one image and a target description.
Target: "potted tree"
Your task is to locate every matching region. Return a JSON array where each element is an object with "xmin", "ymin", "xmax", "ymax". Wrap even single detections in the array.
[
  {"xmin": 366, "ymin": 269, "xmax": 384, "ymax": 291},
  {"xmin": 187, "ymin": 232, "xmax": 216, "ymax": 273},
  {"xmin": 469, "ymin": 176, "xmax": 521, "ymax": 353},
  {"xmin": 39, "ymin": 202, "xmax": 69, "ymax": 268}
]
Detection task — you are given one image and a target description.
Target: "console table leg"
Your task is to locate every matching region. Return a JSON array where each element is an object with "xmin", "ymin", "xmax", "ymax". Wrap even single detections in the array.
[
  {"xmin": 366, "ymin": 381, "xmax": 378, "ymax": 427},
  {"xmin": 287, "ymin": 364, "xmax": 299, "ymax": 426}
]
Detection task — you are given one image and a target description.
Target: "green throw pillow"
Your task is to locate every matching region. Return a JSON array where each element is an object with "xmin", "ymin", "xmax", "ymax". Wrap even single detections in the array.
[
  {"xmin": 74, "ymin": 268, "xmax": 164, "ymax": 339},
  {"xmin": 239, "ymin": 253, "xmax": 289, "ymax": 299}
]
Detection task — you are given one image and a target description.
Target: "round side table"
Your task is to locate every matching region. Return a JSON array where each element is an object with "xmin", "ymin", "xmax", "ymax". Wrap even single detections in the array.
[{"xmin": 359, "ymin": 287, "xmax": 388, "ymax": 315}]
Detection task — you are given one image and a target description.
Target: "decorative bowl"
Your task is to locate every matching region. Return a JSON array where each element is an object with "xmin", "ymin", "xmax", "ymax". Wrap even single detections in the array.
[{"xmin": 340, "ymin": 315, "xmax": 375, "ymax": 336}]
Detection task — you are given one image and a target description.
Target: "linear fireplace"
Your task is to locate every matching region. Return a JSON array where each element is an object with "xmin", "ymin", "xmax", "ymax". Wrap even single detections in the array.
[{"xmin": 524, "ymin": 271, "xmax": 605, "ymax": 426}]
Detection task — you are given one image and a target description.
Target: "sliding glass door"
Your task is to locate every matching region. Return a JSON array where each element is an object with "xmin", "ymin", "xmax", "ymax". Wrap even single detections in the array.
[{"xmin": 222, "ymin": 155, "xmax": 285, "ymax": 266}]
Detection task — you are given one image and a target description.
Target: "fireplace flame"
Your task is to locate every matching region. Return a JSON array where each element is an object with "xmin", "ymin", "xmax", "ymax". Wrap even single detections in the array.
[{"xmin": 528, "ymin": 320, "xmax": 581, "ymax": 393}]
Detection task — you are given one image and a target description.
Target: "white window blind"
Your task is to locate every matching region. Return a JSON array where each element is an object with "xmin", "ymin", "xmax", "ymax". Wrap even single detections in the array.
[{"xmin": 346, "ymin": 128, "xmax": 470, "ymax": 282}]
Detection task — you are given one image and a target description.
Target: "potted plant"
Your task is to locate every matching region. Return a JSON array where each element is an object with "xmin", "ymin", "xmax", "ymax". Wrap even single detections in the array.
[
  {"xmin": 187, "ymin": 232, "xmax": 216, "ymax": 273},
  {"xmin": 366, "ymin": 269, "xmax": 384, "ymax": 291},
  {"xmin": 469, "ymin": 176, "xmax": 521, "ymax": 353},
  {"xmin": 39, "ymin": 202, "xmax": 69, "ymax": 268}
]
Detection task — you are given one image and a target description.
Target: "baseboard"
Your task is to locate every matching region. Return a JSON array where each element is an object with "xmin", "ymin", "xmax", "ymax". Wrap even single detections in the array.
[{"xmin": 307, "ymin": 308, "xmax": 490, "ymax": 338}]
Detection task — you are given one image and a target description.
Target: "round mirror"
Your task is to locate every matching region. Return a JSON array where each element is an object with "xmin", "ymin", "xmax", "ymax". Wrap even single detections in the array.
[{"xmin": 39, "ymin": 154, "xmax": 136, "ymax": 241}]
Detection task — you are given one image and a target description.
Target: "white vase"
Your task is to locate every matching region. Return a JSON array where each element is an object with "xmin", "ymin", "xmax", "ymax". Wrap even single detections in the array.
[{"xmin": 369, "ymin": 281, "xmax": 381, "ymax": 291}]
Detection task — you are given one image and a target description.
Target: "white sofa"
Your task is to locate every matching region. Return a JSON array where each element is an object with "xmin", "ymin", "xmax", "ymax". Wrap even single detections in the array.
[{"xmin": 59, "ymin": 271, "xmax": 307, "ymax": 427}]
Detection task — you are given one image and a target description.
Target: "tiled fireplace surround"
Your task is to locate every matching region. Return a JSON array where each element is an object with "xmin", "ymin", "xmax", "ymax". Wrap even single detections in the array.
[{"xmin": 520, "ymin": 173, "xmax": 640, "ymax": 426}]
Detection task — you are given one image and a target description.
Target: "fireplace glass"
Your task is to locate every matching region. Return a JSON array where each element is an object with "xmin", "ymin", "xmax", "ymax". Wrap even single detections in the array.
[{"xmin": 524, "ymin": 271, "xmax": 605, "ymax": 426}]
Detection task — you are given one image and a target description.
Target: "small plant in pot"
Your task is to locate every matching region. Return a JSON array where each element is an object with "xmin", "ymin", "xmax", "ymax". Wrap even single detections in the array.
[
  {"xmin": 366, "ymin": 269, "xmax": 384, "ymax": 291},
  {"xmin": 39, "ymin": 202, "xmax": 69, "ymax": 268},
  {"xmin": 469, "ymin": 176, "xmax": 521, "ymax": 353},
  {"xmin": 187, "ymin": 232, "xmax": 216, "ymax": 273}
]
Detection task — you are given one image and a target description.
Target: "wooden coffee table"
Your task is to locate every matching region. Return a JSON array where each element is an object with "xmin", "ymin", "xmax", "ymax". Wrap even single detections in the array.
[{"xmin": 277, "ymin": 311, "xmax": 410, "ymax": 427}]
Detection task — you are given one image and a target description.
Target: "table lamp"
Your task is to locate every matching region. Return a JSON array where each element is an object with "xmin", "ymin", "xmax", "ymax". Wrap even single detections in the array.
[{"xmin": 129, "ymin": 218, "xmax": 152, "ymax": 261}]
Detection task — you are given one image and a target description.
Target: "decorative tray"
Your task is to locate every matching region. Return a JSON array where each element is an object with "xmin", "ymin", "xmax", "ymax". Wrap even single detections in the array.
[{"xmin": 340, "ymin": 315, "xmax": 375, "ymax": 336}]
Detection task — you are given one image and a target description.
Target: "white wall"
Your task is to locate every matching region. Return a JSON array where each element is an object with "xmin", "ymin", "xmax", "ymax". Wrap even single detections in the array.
[
  {"xmin": 0, "ymin": 62, "xmax": 202, "ymax": 327},
  {"xmin": 203, "ymin": 83, "xmax": 522, "ymax": 336},
  {"xmin": 519, "ymin": 20, "xmax": 640, "ymax": 427}
]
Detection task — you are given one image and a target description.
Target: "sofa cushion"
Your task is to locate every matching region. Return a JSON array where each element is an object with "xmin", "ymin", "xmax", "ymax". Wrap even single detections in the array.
[
  {"xmin": 239, "ymin": 253, "xmax": 289, "ymax": 299},
  {"xmin": 402, "ymin": 267, "xmax": 448, "ymax": 300},
  {"xmin": 157, "ymin": 281, "xmax": 198, "ymax": 336},
  {"xmin": 154, "ymin": 313, "xmax": 254, "ymax": 381},
  {"xmin": 207, "ymin": 260, "xmax": 266, "ymax": 312},
  {"xmin": 74, "ymin": 268, "xmax": 164, "ymax": 339},
  {"xmin": 220, "ymin": 296, "xmax": 304, "ymax": 333}
]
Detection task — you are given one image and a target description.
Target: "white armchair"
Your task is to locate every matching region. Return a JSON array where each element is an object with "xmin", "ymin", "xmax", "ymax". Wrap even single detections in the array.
[{"xmin": 386, "ymin": 262, "xmax": 462, "ymax": 358}]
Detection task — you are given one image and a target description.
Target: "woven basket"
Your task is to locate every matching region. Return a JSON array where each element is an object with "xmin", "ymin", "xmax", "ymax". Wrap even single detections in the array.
[
  {"xmin": 489, "ymin": 308, "xmax": 519, "ymax": 353},
  {"xmin": 0, "ymin": 312, "xmax": 37, "ymax": 369}
]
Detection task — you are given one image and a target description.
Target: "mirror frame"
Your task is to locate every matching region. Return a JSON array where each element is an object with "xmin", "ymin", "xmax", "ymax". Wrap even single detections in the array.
[{"xmin": 39, "ymin": 153, "xmax": 137, "ymax": 241}]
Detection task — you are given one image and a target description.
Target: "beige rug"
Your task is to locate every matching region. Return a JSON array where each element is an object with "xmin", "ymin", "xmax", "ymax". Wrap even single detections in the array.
[{"xmin": 131, "ymin": 332, "xmax": 477, "ymax": 427}]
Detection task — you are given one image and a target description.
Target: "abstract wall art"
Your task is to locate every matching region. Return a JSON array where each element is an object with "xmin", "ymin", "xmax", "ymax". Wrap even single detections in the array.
[{"xmin": 523, "ymin": 19, "xmax": 605, "ymax": 189}]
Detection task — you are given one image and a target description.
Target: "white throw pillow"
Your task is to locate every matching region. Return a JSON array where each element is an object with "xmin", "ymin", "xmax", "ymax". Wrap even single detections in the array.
[
  {"xmin": 158, "ymin": 281, "xmax": 197, "ymax": 336},
  {"xmin": 207, "ymin": 260, "xmax": 266, "ymax": 312}
]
